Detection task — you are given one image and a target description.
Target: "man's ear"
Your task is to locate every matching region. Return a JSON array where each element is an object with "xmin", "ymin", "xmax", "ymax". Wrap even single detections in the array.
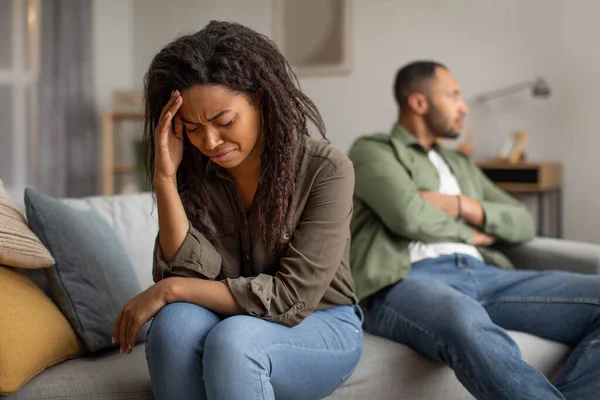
[{"xmin": 407, "ymin": 92, "xmax": 428, "ymax": 116}]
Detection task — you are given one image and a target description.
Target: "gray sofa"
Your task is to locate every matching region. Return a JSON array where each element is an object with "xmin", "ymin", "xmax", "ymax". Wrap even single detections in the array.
[{"xmin": 6, "ymin": 193, "xmax": 600, "ymax": 400}]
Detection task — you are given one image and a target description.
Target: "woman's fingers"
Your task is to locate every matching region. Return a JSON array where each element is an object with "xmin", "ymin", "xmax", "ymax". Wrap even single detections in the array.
[
  {"xmin": 157, "ymin": 93, "xmax": 183, "ymax": 146},
  {"xmin": 120, "ymin": 310, "xmax": 130, "ymax": 354},
  {"xmin": 173, "ymin": 113, "xmax": 184, "ymax": 140},
  {"xmin": 112, "ymin": 310, "xmax": 123, "ymax": 344},
  {"xmin": 126, "ymin": 317, "xmax": 142, "ymax": 354},
  {"xmin": 158, "ymin": 90, "xmax": 178, "ymax": 121},
  {"xmin": 167, "ymin": 91, "xmax": 183, "ymax": 118}
]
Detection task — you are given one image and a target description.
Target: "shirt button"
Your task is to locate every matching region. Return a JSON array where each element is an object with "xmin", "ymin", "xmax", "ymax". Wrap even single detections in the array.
[{"xmin": 245, "ymin": 254, "xmax": 250, "ymax": 261}]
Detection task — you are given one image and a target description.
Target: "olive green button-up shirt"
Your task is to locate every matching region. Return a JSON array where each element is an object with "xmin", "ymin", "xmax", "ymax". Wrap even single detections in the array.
[
  {"xmin": 349, "ymin": 124, "xmax": 535, "ymax": 303},
  {"xmin": 153, "ymin": 136, "xmax": 358, "ymax": 327}
]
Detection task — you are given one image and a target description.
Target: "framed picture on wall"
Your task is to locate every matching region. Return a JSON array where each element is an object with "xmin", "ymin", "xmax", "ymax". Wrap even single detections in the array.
[
  {"xmin": 498, "ymin": 131, "xmax": 529, "ymax": 164},
  {"xmin": 272, "ymin": 0, "xmax": 353, "ymax": 77}
]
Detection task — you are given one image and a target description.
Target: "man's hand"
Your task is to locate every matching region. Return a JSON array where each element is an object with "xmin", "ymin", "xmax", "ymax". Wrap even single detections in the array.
[
  {"xmin": 473, "ymin": 229, "xmax": 495, "ymax": 246},
  {"xmin": 419, "ymin": 192, "xmax": 459, "ymax": 216},
  {"xmin": 112, "ymin": 279, "xmax": 173, "ymax": 355},
  {"xmin": 420, "ymin": 191, "xmax": 485, "ymax": 227}
]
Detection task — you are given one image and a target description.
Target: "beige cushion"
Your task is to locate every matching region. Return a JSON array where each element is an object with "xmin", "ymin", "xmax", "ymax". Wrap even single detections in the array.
[
  {"xmin": 0, "ymin": 180, "xmax": 54, "ymax": 269},
  {"xmin": 0, "ymin": 265, "xmax": 86, "ymax": 395}
]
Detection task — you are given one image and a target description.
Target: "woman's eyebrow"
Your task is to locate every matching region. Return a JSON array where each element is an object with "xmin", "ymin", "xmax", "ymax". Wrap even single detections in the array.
[{"xmin": 181, "ymin": 109, "xmax": 232, "ymax": 124}]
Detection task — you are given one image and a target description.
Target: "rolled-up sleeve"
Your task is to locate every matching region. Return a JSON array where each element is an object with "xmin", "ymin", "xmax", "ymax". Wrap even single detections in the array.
[
  {"xmin": 225, "ymin": 157, "xmax": 355, "ymax": 327},
  {"xmin": 152, "ymin": 223, "xmax": 222, "ymax": 283}
]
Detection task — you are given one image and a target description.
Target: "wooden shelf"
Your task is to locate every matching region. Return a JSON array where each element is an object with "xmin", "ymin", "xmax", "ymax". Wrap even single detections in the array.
[
  {"xmin": 476, "ymin": 162, "xmax": 562, "ymax": 192},
  {"xmin": 476, "ymin": 161, "xmax": 563, "ymax": 237},
  {"xmin": 106, "ymin": 111, "xmax": 144, "ymax": 120},
  {"xmin": 112, "ymin": 165, "xmax": 138, "ymax": 174},
  {"xmin": 102, "ymin": 111, "xmax": 145, "ymax": 195}
]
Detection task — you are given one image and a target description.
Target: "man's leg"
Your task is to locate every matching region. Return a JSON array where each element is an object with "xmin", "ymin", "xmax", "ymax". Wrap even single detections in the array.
[
  {"xmin": 364, "ymin": 257, "xmax": 562, "ymax": 400},
  {"xmin": 476, "ymin": 263, "xmax": 600, "ymax": 399}
]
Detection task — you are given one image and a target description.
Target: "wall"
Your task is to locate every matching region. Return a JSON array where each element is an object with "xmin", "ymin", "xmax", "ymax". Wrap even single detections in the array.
[
  {"xmin": 126, "ymin": 0, "xmax": 598, "ymax": 242},
  {"xmin": 132, "ymin": 0, "xmax": 271, "ymax": 85},
  {"xmin": 131, "ymin": 0, "xmax": 561, "ymax": 152},
  {"xmin": 93, "ymin": 0, "xmax": 135, "ymax": 111},
  {"xmin": 551, "ymin": 0, "xmax": 600, "ymax": 242}
]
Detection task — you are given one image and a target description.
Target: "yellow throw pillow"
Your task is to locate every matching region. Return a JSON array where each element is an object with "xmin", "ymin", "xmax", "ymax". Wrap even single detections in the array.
[
  {"xmin": 0, "ymin": 266, "xmax": 85, "ymax": 395},
  {"xmin": 0, "ymin": 179, "xmax": 55, "ymax": 269}
]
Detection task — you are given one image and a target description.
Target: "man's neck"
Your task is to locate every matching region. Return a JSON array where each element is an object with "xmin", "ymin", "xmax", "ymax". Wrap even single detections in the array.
[{"xmin": 398, "ymin": 115, "xmax": 436, "ymax": 151}]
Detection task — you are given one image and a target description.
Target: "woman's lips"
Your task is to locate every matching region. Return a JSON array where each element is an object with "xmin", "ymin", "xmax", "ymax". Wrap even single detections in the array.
[{"xmin": 209, "ymin": 149, "xmax": 236, "ymax": 163}]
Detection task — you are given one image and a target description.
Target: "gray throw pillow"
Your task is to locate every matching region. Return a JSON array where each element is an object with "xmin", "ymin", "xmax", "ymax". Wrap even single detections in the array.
[{"xmin": 24, "ymin": 188, "xmax": 145, "ymax": 352}]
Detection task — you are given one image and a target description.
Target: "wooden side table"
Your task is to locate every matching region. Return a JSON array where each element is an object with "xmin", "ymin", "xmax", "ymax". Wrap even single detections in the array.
[
  {"xmin": 101, "ymin": 111, "xmax": 144, "ymax": 195},
  {"xmin": 477, "ymin": 162, "xmax": 563, "ymax": 238}
]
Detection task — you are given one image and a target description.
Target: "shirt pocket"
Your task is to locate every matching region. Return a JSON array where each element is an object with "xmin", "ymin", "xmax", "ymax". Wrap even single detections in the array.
[{"xmin": 211, "ymin": 217, "xmax": 236, "ymax": 238}]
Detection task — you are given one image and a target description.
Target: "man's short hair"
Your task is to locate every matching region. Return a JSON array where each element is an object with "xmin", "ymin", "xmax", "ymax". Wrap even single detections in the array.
[{"xmin": 394, "ymin": 61, "xmax": 447, "ymax": 108}]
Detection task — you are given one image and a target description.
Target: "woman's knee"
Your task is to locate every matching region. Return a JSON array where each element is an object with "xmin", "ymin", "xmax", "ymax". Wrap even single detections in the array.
[
  {"xmin": 203, "ymin": 315, "xmax": 268, "ymax": 367},
  {"xmin": 146, "ymin": 303, "xmax": 220, "ymax": 360}
]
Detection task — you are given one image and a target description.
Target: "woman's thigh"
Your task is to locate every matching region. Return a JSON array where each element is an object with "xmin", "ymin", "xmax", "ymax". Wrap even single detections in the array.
[{"xmin": 203, "ymin": 305, "xmax": 364, "ymax": 400}]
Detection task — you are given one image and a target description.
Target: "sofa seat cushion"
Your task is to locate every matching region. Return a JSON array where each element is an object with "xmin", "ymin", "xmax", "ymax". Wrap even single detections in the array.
[
  {"xmin": 330, "ymin": 331, "xmax": 570, "ymax": 399},
  {"xmin": 6, "ymin": 331, "xmax": 569, "ymax": 400},
  {"xmin": 5, "ymin": 346, "xmax": 152, "ymax": 400}
]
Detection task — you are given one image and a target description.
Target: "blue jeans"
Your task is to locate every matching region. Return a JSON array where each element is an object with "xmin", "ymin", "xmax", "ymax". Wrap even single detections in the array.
[
  {"xmin": 365, "ymin": 254, "xmax": 600, "ymax": 400},
  {"xmin": 146, "ymin": 302, "xmax": 363, "ymax": 400}
]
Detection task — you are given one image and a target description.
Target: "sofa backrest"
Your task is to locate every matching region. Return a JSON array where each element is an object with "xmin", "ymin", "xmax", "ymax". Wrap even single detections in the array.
[{"xmin": 63, "ymin": 192, "xmax": 158, "ymax": 291}]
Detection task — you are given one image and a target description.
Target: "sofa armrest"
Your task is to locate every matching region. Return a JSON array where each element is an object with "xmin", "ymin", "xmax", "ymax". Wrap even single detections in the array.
[{"xmin": 496, "ymin": 237, "xmax": 600, "ymax": 275}]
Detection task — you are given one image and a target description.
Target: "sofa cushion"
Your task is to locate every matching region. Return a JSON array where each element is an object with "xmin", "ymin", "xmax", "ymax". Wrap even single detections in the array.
[
  {"xmin": 330, "ymin": 331, "xmax": 570, "ymax": 399},
  {"xmin": 24, "ymin": 188, "xmax": 145, "ymax": 352},
  {"xmin": 63, "ymin": 193, "xmax": 158, "ymax": 291},
  {"xmin": 0, "ymin": 266, "xmax": 85, "ymax": 395},
  {"xmin": 0, "ymin": 179, "xmax": 55, "ymax": 269},
  {"xmin": 6, "ymin": 331, "xmax": 569, "ymax": 400},
  {"xmin": 4, "ymin": 345, "xmax": 152, "ymax": 400}
]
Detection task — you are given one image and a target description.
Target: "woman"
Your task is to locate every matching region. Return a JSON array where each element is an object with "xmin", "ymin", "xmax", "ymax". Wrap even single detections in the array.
[{"xmin": 112, "ymin": 21, "xmax": 362, "ymax": 400}]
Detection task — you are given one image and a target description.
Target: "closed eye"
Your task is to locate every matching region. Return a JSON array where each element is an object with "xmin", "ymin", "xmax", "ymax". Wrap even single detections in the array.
[
  {"xmin": 186, "ymin": 125, "xmax": 200, "ymax": 133},
  {"xmin": 218, "ymin": 120, "xmax": 233, "ymax": 128}
]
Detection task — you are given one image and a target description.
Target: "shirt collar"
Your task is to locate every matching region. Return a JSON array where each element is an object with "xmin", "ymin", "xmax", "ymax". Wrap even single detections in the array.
[{"xmin": 390, "ymin": 123, "xmax": 441, "ymax": 152}]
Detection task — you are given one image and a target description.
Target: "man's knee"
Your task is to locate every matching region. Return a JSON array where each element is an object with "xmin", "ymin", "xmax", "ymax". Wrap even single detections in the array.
[{"xmin": 376, "ymin": 280, "xmax": 485, "ymax": 342}]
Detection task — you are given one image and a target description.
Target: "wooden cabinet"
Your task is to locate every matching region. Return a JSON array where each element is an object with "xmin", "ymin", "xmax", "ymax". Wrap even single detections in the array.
[{"xmin": 477, "ymin": 162, "xmax": 563, "ymax": 237}]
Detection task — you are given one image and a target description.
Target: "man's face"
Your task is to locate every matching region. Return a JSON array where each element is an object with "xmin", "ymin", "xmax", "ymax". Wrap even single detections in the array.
[{"xmin": 424, "ymin": 67, "xmax": 468, "ymax": 139}]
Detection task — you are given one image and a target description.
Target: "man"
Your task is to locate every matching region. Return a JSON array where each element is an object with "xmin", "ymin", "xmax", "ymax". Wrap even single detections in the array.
[{"xmin": 349, "ymin": 61, "xmax": 599, "ymax": 399}]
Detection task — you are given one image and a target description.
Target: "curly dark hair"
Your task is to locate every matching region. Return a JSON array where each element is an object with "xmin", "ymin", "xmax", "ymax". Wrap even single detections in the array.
[{"xmin": 143, "ymin": 20, "xmax": 326, "ymax": 253}]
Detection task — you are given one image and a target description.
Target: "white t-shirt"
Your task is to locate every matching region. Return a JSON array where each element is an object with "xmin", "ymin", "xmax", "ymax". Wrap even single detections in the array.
[{"xmin": 408, "ymin": 149, "xmax": 482, "ymax": 263}]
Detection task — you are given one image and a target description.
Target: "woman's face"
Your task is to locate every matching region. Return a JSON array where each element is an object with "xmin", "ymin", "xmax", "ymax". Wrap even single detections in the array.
[{"xmin": 178, "ymin": 84, "xmax": 263, "ymax": 170}]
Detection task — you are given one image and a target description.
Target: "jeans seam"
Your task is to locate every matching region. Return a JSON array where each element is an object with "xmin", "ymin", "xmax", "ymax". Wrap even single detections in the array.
[
  {"xmin": 457, "ymin": 256, "xmax": 483, "ymax": 299},
  {"xmin": 258, "ymin": 355, "xmax": 268, "ymax": 400},
  {"xmin": 251, "ymin": 329, "xmax": 363, "ymax": 399},
  {"xmin": 376, "ymin": 303, "xmax": 488, "ymax": 398},
  {"xmin": 483, "ymin": 297, "xmax": 600, "ymax": 305}
]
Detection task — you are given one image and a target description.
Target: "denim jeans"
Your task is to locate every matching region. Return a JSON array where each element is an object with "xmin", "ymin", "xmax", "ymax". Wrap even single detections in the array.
[
  {"xmin": 365, "ymin": 254, "xmax": 600, "ymax": 400},
  {"xmin": 145, "ymin": 302, "xmax": 363, "ymax": 400}
]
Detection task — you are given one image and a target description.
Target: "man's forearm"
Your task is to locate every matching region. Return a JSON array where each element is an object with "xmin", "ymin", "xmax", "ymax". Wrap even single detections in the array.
[{"xmin": 459, "ymin": 195, "xmax": 485, "ymax": 227}]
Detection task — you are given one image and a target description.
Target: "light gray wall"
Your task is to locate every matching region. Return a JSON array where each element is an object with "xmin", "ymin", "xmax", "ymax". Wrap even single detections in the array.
[
  {"xmin": 132, "ymin": 0, "xmax": 272, "ymax": 85},
  {"xmin": 113, "ymin": 0, "xmax": 596, "ymax": 242},
  {"xmin": 93, "ymin": 0, "xmax": 134, "ymax": 111}
]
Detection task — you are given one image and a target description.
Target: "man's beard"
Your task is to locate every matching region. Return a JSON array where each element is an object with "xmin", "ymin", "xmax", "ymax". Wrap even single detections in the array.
[{"xmin": 425, "ymin": 105, "xmax": 460, "ymax": 139}]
